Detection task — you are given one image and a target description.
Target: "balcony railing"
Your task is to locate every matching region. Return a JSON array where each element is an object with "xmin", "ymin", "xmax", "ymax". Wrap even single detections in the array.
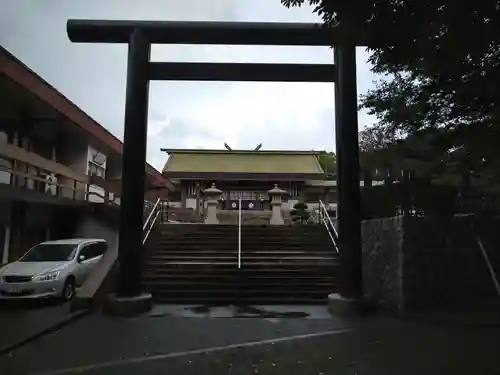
[{"xmin": 0, "ymin": 143, "xmax": 118, "ymax": 204}]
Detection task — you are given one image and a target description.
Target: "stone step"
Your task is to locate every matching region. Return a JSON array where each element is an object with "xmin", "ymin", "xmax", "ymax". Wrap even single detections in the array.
[
  {"xmin": 149, "ymin": 253, "xmax": 336, "ymax": 259},
  {"xmin": 157, "ymin": 224, "xmax": 326, "ymax": 233},
  {"xmin": 143, "ymin": 267, "xmax": 337, "ymax": 275},
  {"xmin": 146, "ymin": 255, "xmax": 337, "ymax": 262},
  {"xmin": 153, "ymin": 245, "xmax": 334, "ymax": 252},
  {"xmin": 143, "ymin": 280, "xmax": 336, "ymax": 289},
  {"xmin": 148, "ymin": 285, "xmax": 332, "ymax": 299},
  {"xmin": 156, "ymin": 234, "xmax": 331, "ymax": 240},
  {"xmin": 157, "ymin": 229, "xmax": 327, "ymax": 234},
  {"xmin": 156, "ymin": 243, "xmax": 331, "ymax": 248},
  {"xmin": 147, "ymin": 289, "xmax": 333, "ymax": 300},
  {"xmin": 150, "ymin": 295, "xmax": 329, "ymax": 305},
  {"xmin": 144, "ymin": 282, "xmax": 336, "ymax": 290},
  {"xmin": 144, "ymin": 268, "xmax": 338, "ymax": 279},
  {"xmin": 150, "ymin": 249, "xmax": 335, "ymax": 254},
  {"xmin": 157, "ymin": 238, "xmax": 331, "ymax": 243},
  {"xmin": 144, "ymin": 263, "xmax": 338, "ymax": 270},
  {"xmin": 156, "ymin": 238, "xmax": 330, "ymax": 244},
  {"xmin": 158, "ymin": 231, "xmax": 329, "ymax": 241},
  {"xmin": 157, "ymin": 231, "xmax": 329, "ymax": 240},
  {"xmin": 143, "ymin": 273, "xmax": 338, "ymax": 281}
]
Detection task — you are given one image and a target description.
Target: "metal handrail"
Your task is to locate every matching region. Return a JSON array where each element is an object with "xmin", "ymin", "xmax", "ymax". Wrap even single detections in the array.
[
  {"xmin": 305, "ymin": 208, "xmax": 320, "ymax": 224},
  {"xmin": 143, "ymin": 197, "xmax": 161, "ymax": 231},
  {"xmin": 237, "ymin": 196, "xmax": 242, "ymax": 268},
  {"xmin": 319, "ymin": 200, "xmax": 339, "ymax": 239},
  {"xmin": 143, "ymin": 209, "xmax": 161, "ymax": 244},
  {"xmin": 142, "ymin": 197, "xmax": 162, "ymax": 245},
  {"xmin": 475, "ymin": 233, "xmax": 500, "ymax": 299},
  {"xmin": 318, "ymin": 200, "xmax": 339, "ymax": 253}
]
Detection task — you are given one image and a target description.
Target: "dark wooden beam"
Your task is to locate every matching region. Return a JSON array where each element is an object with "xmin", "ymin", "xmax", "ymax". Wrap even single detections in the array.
[
  {"xmin": 148, "ymin": 62, "xmax": 337, "ymax": 82},
  {"xmin": 116, "ymin": 28, "xmax": 150, "ymax": 297},
  {"xmin": 335, "ymin": 45, "xmax": 363, "ymax": 299},
  {"xmin": 67, "ymin": 20, "xmax": 378, "ymax": 47}
]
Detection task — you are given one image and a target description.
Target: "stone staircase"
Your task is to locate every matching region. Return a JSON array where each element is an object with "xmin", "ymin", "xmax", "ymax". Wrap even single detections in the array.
[{"xmin": 143, "ymin": 224, "xmax": 339, "ymax": 304}]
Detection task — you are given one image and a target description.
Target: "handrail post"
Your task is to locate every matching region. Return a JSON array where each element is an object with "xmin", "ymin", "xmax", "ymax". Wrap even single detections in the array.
[
  {"xmin": 319, "ymin": 199, "xmax": 339, "ymax": 253},
  {"xmin": 475, "ymin": 233, "xmax": 500, "ymax": 299},
  {"xmin": 142, "ymin": 197, "xmax": 162, "ymax": 245},
  {"xmin": 238, "ymin": 196, "xmax": 242, "ymax": 269}
]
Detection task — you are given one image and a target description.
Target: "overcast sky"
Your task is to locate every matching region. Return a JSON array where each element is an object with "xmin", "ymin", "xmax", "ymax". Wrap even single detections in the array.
[{"xmin": 0, "ymin": 0, "xmax": 377, "ymax": 171}]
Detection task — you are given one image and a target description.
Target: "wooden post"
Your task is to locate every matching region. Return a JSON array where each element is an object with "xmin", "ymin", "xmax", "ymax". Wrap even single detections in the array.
[
  {"xmin": 334, "ymin": 45, "xmax": 363, "ymax": 299},
  {"xmin": 116, "ymin": 28, "xmax": 150, "ymax": 297},
  {"xmin": 73, "ymin": 179, "xmax": 77, "ymax": 200}
]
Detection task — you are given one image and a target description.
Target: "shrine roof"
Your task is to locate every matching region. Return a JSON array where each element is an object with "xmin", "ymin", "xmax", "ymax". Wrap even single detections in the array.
[{"xmin": 161, "ymin": 149, "xmax": 325, "ymax": 180}]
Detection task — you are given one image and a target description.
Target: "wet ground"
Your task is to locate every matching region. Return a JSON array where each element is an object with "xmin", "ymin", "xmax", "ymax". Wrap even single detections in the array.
[
  {"xmin": 1, "ymin": 304, "xmax": 500, "ymax": 374},
  {"xmin": 0, "ymin": 299, "xmax": 85, "ymax": 354},
  {"xmin": 147, "ymin": 304, "xmax": 331, "ymax": 319}
]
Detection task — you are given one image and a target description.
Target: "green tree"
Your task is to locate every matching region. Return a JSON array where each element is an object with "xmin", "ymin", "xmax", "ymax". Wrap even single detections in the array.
[
  {"xmin": 282, "ymin": 0, "xmax": 500, "ymax": 188},
  {"xmin": 359, "ymin": 124, "xmax": 397, "ymax": 153},
  {"xmin": 316, "ymin": 151, "xmax": 336, "ymax": 178},
  {"xmin": 291, "ymin": 202, "xmax": 311, "ymax": 224}
]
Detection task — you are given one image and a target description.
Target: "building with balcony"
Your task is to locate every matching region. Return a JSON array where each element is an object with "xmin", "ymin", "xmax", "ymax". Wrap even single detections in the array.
[{"xmin": 0, "ymin": 45, "xmax": 171, "ymax": 263}]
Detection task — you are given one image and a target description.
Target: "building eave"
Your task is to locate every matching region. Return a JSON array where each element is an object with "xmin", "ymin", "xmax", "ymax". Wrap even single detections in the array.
[
  {"xmin": 304, "ymin": 180, "xmax": 386, "ymax": 187},
  {"xmin": 160, "ymin": 148, "xmax": 324, "ymax": 156},
  {"xmin": 162, "ymin": 171, "xmax": 325, "ymax": 181}
]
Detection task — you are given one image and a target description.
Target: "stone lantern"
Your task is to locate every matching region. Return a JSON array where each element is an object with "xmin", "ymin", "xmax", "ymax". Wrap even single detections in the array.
[
  {"xmin": 268, "ymin": 184, "xmax": 287, "ymax": 225},
  {"xmin": 203, "ymin": 183, "xmax": 222, "ymax": 224}
]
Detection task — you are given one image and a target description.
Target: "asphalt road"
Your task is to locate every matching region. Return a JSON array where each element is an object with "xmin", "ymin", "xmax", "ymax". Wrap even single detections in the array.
[
  {"xmin": 1, "ymin": 310, "xmax": 499, "ymax": 375},
  {"xmin": 0, "ymin": 299, "xmax": 80, "ymax": 354}
]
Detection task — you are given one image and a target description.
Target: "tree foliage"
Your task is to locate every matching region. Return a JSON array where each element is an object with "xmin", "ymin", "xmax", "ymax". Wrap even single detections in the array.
[
  {"xmin": 316, "ymin": 151, "xmax": 336, "ymax": 177},
  {"xmin": 282, "ymin": 0, "xmax": 500, "ymax": 188},
  {"xmin": 291, "ymin": 201, "xmax": 311, "ymax": 224},
  {"xmin": 358, "ymin": 124, "xmax": 400, "ymax": 177},
  {"xmin": 359, "ymin": 124, "xmax": 397, "ymax": 153}
]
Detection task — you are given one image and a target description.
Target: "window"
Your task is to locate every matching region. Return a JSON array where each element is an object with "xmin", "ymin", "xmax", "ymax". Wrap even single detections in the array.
[
  {"xmin": 94, "ymin": 242, "xmax": 108, "ymax": 257},
  {"xmin": 21, "ymin": 244, "xmax": 78, "ymax": 262},
  {"xmin": 169, "ymin": 191, "xmax": 181, "ymax": 201},
  {"xmin": 88, "ymin": 161, "xmax": 106, "ymax": 178},
  {"xmin": 79, "ymin": 242, "xmax": 107, "ymax": 260},
  {"xmin": 79, "ymin": 245, "xmax": 93, "ymax": 260}
]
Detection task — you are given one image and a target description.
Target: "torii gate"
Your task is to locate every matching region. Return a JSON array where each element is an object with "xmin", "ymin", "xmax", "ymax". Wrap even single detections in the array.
[{"xmin": 67, "ymin": 20, "xmax": 363, "ymax": 308}]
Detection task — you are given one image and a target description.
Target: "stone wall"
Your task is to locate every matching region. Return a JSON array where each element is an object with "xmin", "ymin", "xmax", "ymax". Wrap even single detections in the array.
[
  {"xmin": 74, "ymin": 214, "xmax": 118, "ymax": 251},
  {"xmin": 71, "ymin": 211, "xmax": 120, "ymax": 310},
  {"xmin": 362, "ymin": 216, "xmax": 404, "ymax": 311},
  {"xmin": 402, "ymin": 216, "xmax": 499, "ymax": 311},
  {"xmin": 362, "ymin": 215, "xmax": 500, "ymax": 313}
]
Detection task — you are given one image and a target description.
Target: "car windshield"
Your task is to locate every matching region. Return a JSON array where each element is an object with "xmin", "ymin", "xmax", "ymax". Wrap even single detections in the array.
[{"xmin": 20, "ymin": 244, "xmax": 78, "ymax": 262}]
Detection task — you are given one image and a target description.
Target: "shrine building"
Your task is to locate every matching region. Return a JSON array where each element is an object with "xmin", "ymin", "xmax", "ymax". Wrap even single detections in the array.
[{"xmin": 161, "ymin": 147, "xmax": 339, "ymax": 215}]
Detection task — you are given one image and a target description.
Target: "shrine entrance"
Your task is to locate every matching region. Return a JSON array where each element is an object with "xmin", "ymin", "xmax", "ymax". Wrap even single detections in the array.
[{"xmin": 66, "ymin": 19, "xmax": 363, "ymax": 301}]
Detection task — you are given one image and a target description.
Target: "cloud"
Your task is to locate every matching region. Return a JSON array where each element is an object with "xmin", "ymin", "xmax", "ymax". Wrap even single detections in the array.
[{"xmin": 0, "ymin": 0, "xmax": 380, "ymax": 172}]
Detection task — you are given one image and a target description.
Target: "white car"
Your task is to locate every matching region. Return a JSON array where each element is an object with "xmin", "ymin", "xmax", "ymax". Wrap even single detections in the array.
[{"xmin": 0, "ymin": 238, "xmax": 107, "ymax": 301}]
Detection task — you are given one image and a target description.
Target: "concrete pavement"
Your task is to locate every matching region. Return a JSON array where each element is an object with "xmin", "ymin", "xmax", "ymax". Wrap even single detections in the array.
[
  {"xmin": 0, "ymin": 304, "xmax": 499, "ymax": 374},
  {"xmin": 0, "ymin": 299, "xmax": 88, "ymax": 355}
]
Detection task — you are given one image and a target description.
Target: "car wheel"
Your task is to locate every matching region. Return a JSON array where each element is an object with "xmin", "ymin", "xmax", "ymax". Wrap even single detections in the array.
[{"xmin": 61, "ymin": 277, "xmax": 76, "ymax": 301}]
